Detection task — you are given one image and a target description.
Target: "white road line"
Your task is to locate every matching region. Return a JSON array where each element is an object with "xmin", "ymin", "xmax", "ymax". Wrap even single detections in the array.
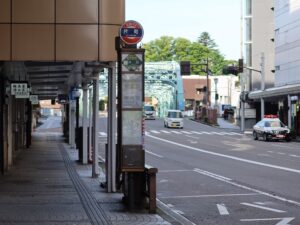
[
  {"xmin": 268, "ymin": 151, "xmax": 274, "ymax": 153},
  {"xmin": 159, "ymin": 169, "xmax": 192, "ymax": 173},
  {"xmin": 145, "ymin": 149, "xmax": 163, "ymax": 158},
  {"xmin": 211, "ymin": 132, "xmax": 225, "ymax": 135},
  {"xmin": 99, "ymin": 132, "xmax": 107, "ymax": 136},
  {"xmin": 160, "ymin": 130, "xmax": 171, "ymax": 134},
  {"xmin": 220, "ymin": 132, "xmax": 234, "ymax": 135},
  {"xmin": 157, "ymin": 199, "xmax": 197, "ymax": 225},
  {"xmin": 150, "ymin": 130, "xmax": 160, "ymax": 134},
  {"xmin": 146, "ymin": 133, "xmax": 300, "ymax": 175},
  {"xmin": 240, "ymin": 203, "xmax": 286, "ymax": 213},
  {"xmin": 240, "ymin": 217, "xmax": 294, "ymax": 225},
  {"xmin": 181, "ymin": 131, "xmax": 193, "ymax": 134},
  {"xmin": 229, "ymin": 132, "xmax": 243, "ymax": 136},
  {"xmin": 170, "ymin": 130, "xmax": 181, "ymax": 134},
  {"xmin": 290, "ymin": 154, "xmax": 300, "ymax": 158},
  {"xmin": 190, "ymin": 131, "xmax": 203, "ymax": 134},
  {"xmin": 193, "ymin": 167, "xmax": 300, "ymax": 207},
  {"xmin": 194, "ymin": 168, "xmax": 232, "ymax": 181},
  {"xmin": 201, "ymin": 131, "xmax": 213, "ymax": 135},
  {"xmin": 186, "ymin": 135, "xmax": 199, "ymax": 140},
  {"xmin": 217, "ymin": 204, "xmax": 230, "ymax": 215},
  {"xmin": 278, "ymin": 152, "xmax": 286, "ymax": 155},
  {"xmin": 160, "ymin": 193, "xmax": 258, "ymax": 199}
]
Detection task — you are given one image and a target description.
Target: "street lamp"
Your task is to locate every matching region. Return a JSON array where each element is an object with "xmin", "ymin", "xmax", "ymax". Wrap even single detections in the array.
[{"xmin": 214, "ymin": 78, "xmax": 218, "ymax": 110}]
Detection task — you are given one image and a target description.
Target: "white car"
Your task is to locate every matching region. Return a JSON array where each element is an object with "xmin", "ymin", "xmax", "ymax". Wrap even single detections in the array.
[{"xmin": 164, "ymin": 110, "xmax": 183, "ymax": 128}]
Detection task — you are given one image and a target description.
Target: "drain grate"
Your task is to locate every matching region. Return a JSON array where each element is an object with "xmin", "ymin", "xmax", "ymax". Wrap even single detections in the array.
[{"xmin": 59, "ymin": 144, "xmax": 112, "ymax": 225}]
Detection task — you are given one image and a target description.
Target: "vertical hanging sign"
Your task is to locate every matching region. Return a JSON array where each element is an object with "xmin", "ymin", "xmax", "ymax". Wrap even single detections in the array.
[{"xmin": 118, "ymin": 20, "xmax": 145, "ymax": 172}]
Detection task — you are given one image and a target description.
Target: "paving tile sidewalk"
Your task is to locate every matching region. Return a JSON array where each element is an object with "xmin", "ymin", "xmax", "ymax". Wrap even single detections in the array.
[{"xmin": 0, "ymin": 132, "xmax": 171, "ymax": 225}]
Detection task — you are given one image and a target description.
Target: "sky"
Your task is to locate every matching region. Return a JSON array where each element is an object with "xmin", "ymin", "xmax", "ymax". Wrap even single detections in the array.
[{"xmin": 126, "ymin": 0, "xmax": 241, "ymax": 60}]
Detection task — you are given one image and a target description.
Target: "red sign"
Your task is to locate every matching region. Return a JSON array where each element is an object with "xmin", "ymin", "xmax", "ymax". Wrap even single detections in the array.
[{"xmin": 120, "ymin": 20, "xmax": 144, "ymax": 45}]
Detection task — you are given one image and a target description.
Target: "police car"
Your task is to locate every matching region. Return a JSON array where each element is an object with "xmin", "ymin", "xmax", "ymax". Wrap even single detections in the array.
[{"xmin": 253, "ymin": 115, "xmax": 291, "ymax": 142}]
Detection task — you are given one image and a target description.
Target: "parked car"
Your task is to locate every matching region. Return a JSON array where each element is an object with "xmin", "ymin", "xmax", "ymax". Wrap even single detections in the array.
[
  {"xmin": 164, "ymin": 110, "xmax": 183, "ymax": 128},
  {"xmin": 144, "ymin": 105, "xmax": 156, "ymax": 120},
  {"xmin": 253, "ymin": 115, "xmax": 291, "ymax": 142}
]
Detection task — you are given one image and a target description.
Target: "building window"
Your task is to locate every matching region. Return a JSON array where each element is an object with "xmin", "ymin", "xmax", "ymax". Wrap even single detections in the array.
[
  {"xmin": 245, "ymin": 18, "xmax": 252, "ymax": 42},
  {"xmin": 245, "ymin": 0, "xmax": 252, "ymax": 16},
  {"xmin": 245, "ymin": 43, "xmax": 252, "ymax": 67}
]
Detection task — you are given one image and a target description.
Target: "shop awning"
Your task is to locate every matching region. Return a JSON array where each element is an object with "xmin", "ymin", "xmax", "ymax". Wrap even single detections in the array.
[{"xmin": 248, "ymin": 83, "xmax": 300, "ymax": 99}]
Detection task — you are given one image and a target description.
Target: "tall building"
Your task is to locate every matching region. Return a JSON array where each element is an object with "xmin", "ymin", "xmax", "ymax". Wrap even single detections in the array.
[
  {"xmin": 248, "ymin": 0, "xmax": 300, "ymax": 135},
  {"xmin": 241, "ymin": 0, "xmax": 276, "ymax": 128}
]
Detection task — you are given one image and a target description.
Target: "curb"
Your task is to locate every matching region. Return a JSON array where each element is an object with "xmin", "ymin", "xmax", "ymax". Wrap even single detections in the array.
[{"xmin": 157, "ymin": 199, "xmax": 196, "ymax": 225}]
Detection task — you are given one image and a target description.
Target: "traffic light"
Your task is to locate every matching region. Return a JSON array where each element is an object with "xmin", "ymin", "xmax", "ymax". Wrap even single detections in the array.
[
  {"xmin": 222, "ymin": 66, "xmax": 239, "ymax": 75},
  {"xmin": 180, "ymin": 61, "xmax": 191, "ymax": 75},
  {"xmin": 238, "ymin": 58, "xmax": 244, "ymax": 73}
]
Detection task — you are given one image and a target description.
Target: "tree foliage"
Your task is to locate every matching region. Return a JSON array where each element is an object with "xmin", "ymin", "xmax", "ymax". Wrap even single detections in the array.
[{"xmin": 143, "ymin": 32, "xmax": 235, "ymax": 75}]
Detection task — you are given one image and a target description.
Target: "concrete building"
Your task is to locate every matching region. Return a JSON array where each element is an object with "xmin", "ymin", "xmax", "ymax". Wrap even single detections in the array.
[
  {"xmin": 241, "ymin": 0, "xmax": 276, "ymax": 129},
  {"xmin": 182, "ymin": 75, "xmax": 240, "ymax": 117},
  {"xmin": 247, "ymin": 0, "xmax": 300, "ymax": 135},
  {"xmin": 210, "ymin": 75, "xmax": 241, "ymax": 117}
]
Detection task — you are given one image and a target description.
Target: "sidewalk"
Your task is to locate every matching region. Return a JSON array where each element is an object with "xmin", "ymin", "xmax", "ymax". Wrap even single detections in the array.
[
  {"xmin": 0, "ymin": 131, "xmax": 171, "ymax": 225},
  {"xmin": 217, "ymin": 118, "xmax": 240, "ymax": 130}
]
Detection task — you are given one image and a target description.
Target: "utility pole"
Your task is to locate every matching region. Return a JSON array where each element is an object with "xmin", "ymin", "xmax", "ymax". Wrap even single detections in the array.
[
  {"xmin": 260, "ymin": 52, "xmax": 265, "ymax": 120},
  {"xmin": 206, "ymin": 58, "xmax": 209, "ymax": 107}
]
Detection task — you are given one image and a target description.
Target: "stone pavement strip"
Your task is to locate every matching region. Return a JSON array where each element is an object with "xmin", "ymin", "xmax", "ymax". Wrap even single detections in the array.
[{"xmin": 0, "ymin": 133, "xmax": 171, "ymax": 225}]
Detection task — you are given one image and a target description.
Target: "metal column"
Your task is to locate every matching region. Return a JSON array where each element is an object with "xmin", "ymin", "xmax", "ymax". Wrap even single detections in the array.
[
  {"xmin": 92, "ymin": 77, "xmax": 99, "ymax": 178},
  {"xmin": 82, "ymin": 83, "xmax": 88, "ymax": 164},
  {"xmin": 88, "ymin": 87, "xmax": 93, "ymax": 163},
  {"xmin": 70, "ymin": 100, "xmax": 76, "ymax": 148},
  {"xmin": 107, "ymin": 63, "xmax": 117, "ymax": 192},
  {"xmin": 288, "ymin": 95, "xmax": 292, "ymax": 128},
  {"xmin": 261, "ymin": 98, "xmax": 265, "ymax": 120}
]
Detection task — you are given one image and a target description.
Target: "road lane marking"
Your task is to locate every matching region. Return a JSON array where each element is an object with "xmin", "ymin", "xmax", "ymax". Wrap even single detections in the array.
[
  {"xmin": 160, "ymin": 193, "xmax": 258, "ymax": 199},
  {"xmin": 290, "ymin": 154, "xmax": 300, "ymax": 158},
  {"xmin": 159, "ymin": 169, "xmax": 192, "ymax": 173},
  {"xmin": 212, "ymin": 132, "xmax": 225, "ymax": 135},
  {"xmin": 201, "ymin": 131, "xmax": 213, "ymax": 135},
  {"xmin": 150, "ymin": 130, "xmax": 160, "ymax": 134},
  {"xmin": 190, "ymin": 131, "xmax": 203, "ymax": 134},
  {"xmin": 240, "ymin": 217, "xmax": 294, "ymax": 225},
  {"xmin": 193, "ymin": 167, "xmax": 300, "ymax": 207},
  {"xmin": 181, "ymin": 131, "xmax": 193, "ymax": 134},
  {"xmin": 194, "ymin": 168, "xmax": 232, "ymax": 181},
  {"xmin": 229, "ymin": 132, "xmax": 243, "ymax": 135},
  {"xmin": 160, "ymin": 130, "xmax": 171, "ymax": 134},
  {"xmin": 157, "ymin": 199, "xmax": 197, "ymax": 225},
  {"xmin": 170, "ymin": 130, "xmax": 181, "ymax": 134},
  {"xmin": 146, "ymin": 133, "xmax": 300, "ymax": 175},
  {"xmin": 240, "ymin": 203, "xmax": 286, "ymax": 213},
  {"xmin": 278, "ymin": 152, "xmax": 286, "ymax": 155},
  {"xmin": 217, "ymin": 204, "xmax": 229, "ymax": 215},
  {"xmin": 145, "ymin": 149, "xmax": 163, "ymax": 158},
  {"xmin": 185, "ymin": 135, "xmax": 199, "ymax": 139}
]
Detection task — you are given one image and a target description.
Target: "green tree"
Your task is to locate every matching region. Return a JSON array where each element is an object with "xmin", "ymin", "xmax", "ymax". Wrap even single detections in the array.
[
  {"xmin": 144, "ymin": 34, "xmax": 232, "ymax": 75},
  {"xmin": 197, "ymin": 32, "xmax": 217, "ymax": 49}
]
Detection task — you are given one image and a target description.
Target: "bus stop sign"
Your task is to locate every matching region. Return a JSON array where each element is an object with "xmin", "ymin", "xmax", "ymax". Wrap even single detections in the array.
[{"xmin": 120, "ymin": 20, "xmax": 144, "ymax": 45}]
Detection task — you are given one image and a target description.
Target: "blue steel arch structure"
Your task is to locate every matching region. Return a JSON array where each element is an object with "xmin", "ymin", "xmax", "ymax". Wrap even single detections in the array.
[
  {"xmin": 99, "ymin": 61, "xmax": 184, "ymax": 118},
  {"xmin": 145, "ymin": 62, "xmax": 184, "ymax": 117}
]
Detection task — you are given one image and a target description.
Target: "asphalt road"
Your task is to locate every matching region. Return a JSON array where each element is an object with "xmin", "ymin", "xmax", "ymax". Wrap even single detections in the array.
[
  {"xmin": 143, "ymin": 118, "xmax": 300, "ymax": 225},
  {"xmin": 98, "ymin": 116, "xmax": 300, "ymax": 225}
]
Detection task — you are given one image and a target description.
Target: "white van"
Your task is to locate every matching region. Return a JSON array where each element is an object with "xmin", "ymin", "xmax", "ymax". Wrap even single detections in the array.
[
  {"xmin": 144, "ymin": 105, "xmax": 156, "ymax": 120},
  {"xmin": 164, "ymin": 110, "xmax": 183, "ymax": 128}
]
